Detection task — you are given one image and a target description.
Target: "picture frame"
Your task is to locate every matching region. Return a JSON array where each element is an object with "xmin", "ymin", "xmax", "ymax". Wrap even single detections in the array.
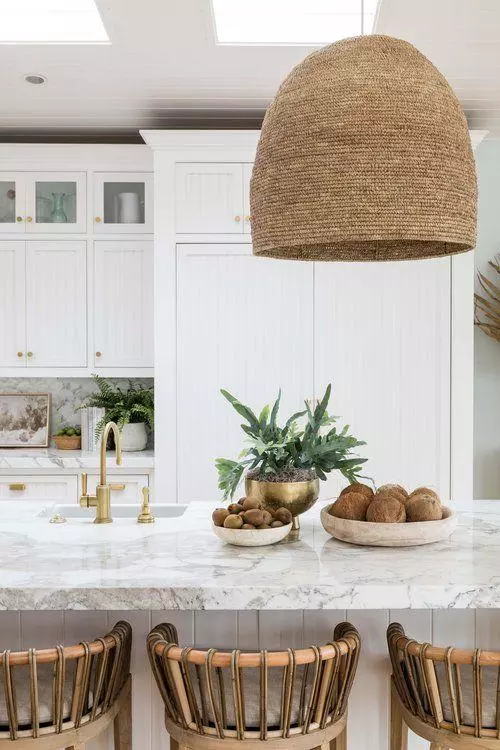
[{"xmin": 0, "ymin": 393, "xmax": 51, "ymax": 448}]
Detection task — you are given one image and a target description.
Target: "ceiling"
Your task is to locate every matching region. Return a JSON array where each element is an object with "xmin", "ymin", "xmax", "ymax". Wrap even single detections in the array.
[{"xmin": 0, "ymin": 0, "xmax": 498, "ymax": 140}]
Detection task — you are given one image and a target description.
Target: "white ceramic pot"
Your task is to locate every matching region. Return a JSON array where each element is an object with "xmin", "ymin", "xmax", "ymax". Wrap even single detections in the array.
[{"xmin": 121, "ymin": 422, "xmax": 147, "ymax": 451}]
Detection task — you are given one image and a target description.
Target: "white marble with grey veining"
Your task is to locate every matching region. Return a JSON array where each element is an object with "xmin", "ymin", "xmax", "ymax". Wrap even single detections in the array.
[
  {"xmin": 0, "ymin": 500, "xmax": 499, "ymax": 610},
  {"xmin": 0, "ymin": 448, "xmax": 154, "ymax": 470}
]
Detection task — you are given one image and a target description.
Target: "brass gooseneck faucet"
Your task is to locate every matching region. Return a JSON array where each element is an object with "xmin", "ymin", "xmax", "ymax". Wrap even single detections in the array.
[{"xmin": 80, "ymin": 421, "xmax": 122, "ymax": 523}]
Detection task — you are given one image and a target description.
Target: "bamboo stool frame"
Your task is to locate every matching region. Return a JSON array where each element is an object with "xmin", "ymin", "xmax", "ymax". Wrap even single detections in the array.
[
  {"xmin": 147, "ymin": 621, "xmax": 361, "ymax": 750},
  {"xmin": 0, "ymin": 620, "xmax": 132, "ymax": 750},
  {"xmin": 388, "ymin": 622, "xmax": 500, "ymax": 750}
]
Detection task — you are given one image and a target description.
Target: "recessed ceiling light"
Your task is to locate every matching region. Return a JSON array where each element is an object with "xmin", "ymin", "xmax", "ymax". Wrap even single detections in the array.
[
  {"xmin": 0, "ymin": 0, "xmax": 109, "ymax": 44},
  {"xmin": 24, "ymin": 74, "xmax": 47, "ymax": 85},
  {"xmin": 212, "ymin": 0, "xmax": 378, "ymax": 46}
]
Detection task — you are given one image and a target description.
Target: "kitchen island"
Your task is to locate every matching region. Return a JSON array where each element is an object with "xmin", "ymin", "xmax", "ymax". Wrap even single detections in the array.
[
  {"xmin": 0, "ymin": 499, "xmax": 499, "ymax": 750},
  {"xmin": 0, "ymin": 499, "xmax": 498, "ymax": 610}
]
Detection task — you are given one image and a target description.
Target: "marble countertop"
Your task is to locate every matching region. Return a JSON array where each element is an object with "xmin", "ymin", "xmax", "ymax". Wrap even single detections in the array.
[
  {"xmin": 0, "ymin": 449, "xmax": 154, "ymax": 471},
  {"xmin": 0, "ymin": 500, "xmax": 499, "ymax": 610}
]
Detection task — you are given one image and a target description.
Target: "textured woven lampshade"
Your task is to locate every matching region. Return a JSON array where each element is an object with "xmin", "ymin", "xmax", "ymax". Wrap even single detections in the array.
[{"xmin": 250, "ymin": 35, "xmax": 477, "ymax": 262}]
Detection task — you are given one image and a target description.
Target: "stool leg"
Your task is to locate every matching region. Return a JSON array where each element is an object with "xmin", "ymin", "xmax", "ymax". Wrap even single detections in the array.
[
  {"xmin": 390, "ymin": 683, "xmax": 408, "ymax": 750},
  {"xmin": 113, "ymin": 684, "xmax": 132, "ymax": 750},
  {"xmin": 330, "ymin": 727, "xmax": 347, "ymax": 750},
  {"xmin": 170, "ymin": 740, "xmax": 179, "ymax": 750},
  {"xmin": 65, "ymin": 745, "xmax": 85, "ymax": 750}
]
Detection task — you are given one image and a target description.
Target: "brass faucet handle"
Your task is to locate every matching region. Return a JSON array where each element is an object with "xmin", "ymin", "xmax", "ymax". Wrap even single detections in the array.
[
  {"xmin": 137, "ymin": 487, "xmax": 155, "ymax": 524},
  {"xmin": 81, "ymin": 472, "xmax": 88, "ymax": 495}
]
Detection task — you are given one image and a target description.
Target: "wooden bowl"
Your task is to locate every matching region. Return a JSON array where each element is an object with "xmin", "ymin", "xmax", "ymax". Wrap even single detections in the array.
[
  {"xmin": 53, "ymin": 435, "xmax": 81, "ymax": 451},
  {"xmin": 320, "ymin": 503, "xmax": 457, "ymax": 547},
  {"xmin": 212, "ymin": 523, "xmax": 293, "ymax": 547}
]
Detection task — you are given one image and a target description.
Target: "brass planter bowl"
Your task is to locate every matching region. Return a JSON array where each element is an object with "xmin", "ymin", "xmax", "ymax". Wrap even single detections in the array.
[{"xmin": 245, "ymin": 476, "xmax": 320, "ymax": 540}]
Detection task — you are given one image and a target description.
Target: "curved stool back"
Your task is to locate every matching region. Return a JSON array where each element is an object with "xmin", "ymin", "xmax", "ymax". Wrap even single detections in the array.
[
  {"xmin": 0, "ymin": 620, "xmax": 132, "ymax": 750},
  {"xmin": 388, "ymin": 622, "xmax": 500, "ymax": 749},
  {"xmin": 147, "ymin": 621, "xmax": 360, "ymax": 750}
]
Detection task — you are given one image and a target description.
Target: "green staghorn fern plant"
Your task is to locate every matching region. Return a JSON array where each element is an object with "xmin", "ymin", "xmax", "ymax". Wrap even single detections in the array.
[
  {"xmin": 78, "ymin": 375, "xmax": 154, "ymax": 439},
  {"xmin": 216, "ymin": 384, "xmax": 369, "ymax": 501}
]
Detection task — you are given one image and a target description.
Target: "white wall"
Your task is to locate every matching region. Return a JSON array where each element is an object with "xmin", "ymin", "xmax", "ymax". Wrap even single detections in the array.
[{"xmin": 474, "ymin": 141, "xmax": 500, "ymax": 498}]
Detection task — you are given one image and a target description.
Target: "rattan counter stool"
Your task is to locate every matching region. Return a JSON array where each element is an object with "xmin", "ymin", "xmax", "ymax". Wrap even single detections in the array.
[
  {"xmin": 388, "ymin": 622, "xmax": 500, "ymax": 750},
  {"xmin": 147, "ymin": 621, "xmax": 360, "ymax": 750},
  {"xmin": 0, "ymin": 620, "xmax": 132, "ymax": 750}
]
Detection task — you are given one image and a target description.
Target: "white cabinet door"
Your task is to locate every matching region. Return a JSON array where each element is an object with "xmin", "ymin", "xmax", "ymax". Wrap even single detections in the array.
[
  {"xmin": 175, "ymin": 164, "xmax": 245, "ymax": 233},
  {"xmin": 0, "ymin": 475, "xmax": 77, "ymax": 502},
  {"xmin": 94, "ymin": 241, "xmax": 153, "ymax": 367},
  {"xmin": 176, "ymin": 243, "xmax": 314, "ymax": 502},
  {"xmin": 243, "ymin": 163, "xmax": 253, "ymax": 235},
  {"xmin": 0, "ymin": 241, "xmax": 26, "ymax": 366},
  {"xmin": 26, "ymin": 172, "xmax": 86, "ymax": 233},
  {"xmin": 26, "ymin": 241, "xmax": 87, "ymax": 367},
  {"xmin": 93, "ymin": 172, "xmax": 153, "ymax": 234},
  {"xmin": 0, "ymin": 174, "xmax": 27, "ymax": 233},
  {"xmin": 314, "ymin": 258, "xmax": 451, "ymax": 501},
  {"xmin": 86, "ymin": 473, "xmax": 149, "ymax": 504}
]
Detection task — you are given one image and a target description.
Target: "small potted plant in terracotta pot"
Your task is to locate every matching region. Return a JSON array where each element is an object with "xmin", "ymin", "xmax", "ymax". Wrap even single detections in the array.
[
  {"xmin": 53, "ymin": 425, "xmax": 81, "ymax": 450},
  {"xmin": 216, "ymin": 384, "xmax": 368, "ymax": 539}
]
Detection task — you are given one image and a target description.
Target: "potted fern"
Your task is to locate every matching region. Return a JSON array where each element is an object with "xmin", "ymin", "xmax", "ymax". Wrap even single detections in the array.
[
  {"xmin": 79, "ymin": 375, "xmax": 154, "ymax": 451},
  {"xmin": 216, "ymin": 384, "xmax": 368, "ymax": 536}
]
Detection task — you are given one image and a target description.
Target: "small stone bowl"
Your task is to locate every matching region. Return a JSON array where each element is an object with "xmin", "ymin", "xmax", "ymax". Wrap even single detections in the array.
[
  {"xmin": 212, "ymin": 523, "xmax": 293, "ymax": 547},
  {"xmin": 320, "ymin": 503, "xmax": 457, "ymax": 547}
]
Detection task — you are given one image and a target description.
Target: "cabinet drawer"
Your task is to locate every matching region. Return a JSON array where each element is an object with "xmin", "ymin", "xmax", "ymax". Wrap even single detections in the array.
[
  {"xmin": 0, "ymin": 475, "xmax": 77, "ymax": 501},
  {"xmin": 85, "ymin": 474, "xmax": 149, "ymax": 504}
]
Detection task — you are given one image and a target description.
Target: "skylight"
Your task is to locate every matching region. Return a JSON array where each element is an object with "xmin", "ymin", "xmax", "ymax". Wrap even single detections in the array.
[
  {"xmin": 0, "ymin": 0, "xmax": 109, "ymax": 44},
  {"xmin": 212, "ymin": 0, "xmax": 378, "ymax": 46}
]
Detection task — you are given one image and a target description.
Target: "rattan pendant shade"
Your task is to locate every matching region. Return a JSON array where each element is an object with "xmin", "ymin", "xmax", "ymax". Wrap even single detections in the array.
[{"xmin": 250, "ymin": 35, "xmax": 477, "ymax": 262}]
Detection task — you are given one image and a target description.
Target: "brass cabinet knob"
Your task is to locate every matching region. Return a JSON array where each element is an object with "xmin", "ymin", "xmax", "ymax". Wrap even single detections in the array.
[
  {"xmin": 16, "ymin": 216, "xmax": 23, "ymax": 222},
  {"xmin": 26, "ymin": 216, "xmax": 33, "ymax": 223},
  {"xmin": 27, "ymin": 351, "xmax": 33, "ymax": 358},
  {"xmin": 109, "ymin": 483, "xmax": 125, "ymax": 491},
  {"xmin": 17, "ymin": 351, "xmax": 23, "ymax": 358},
  {"xmin": 234, "ymin": 215, "xmax": 241, "ymax": 222},
  {"xmin": 245, "ymin": 215, "xmax": 251, "ymax": 222},
  {"xmin": 9, "ymin": 483, "xmax": 25, "ymax": 491},
  {"xmin": 95, "ymin": 351, "xmax": 102, "ymax": 358},
  {"xmin": 95, "ymin": 216, "xmax": 102, "ymax": 223}
]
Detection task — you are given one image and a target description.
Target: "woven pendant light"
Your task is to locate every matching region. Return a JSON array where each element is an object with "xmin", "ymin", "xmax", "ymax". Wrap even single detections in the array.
[{"xmin": 250, "ymin": 35, "xmax": 477, "ymax": 262}]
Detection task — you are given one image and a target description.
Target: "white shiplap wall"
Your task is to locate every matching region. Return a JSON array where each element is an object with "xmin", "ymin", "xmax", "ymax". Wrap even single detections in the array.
[{"xmin": 0, "ymin": 609, "xmax": 493, "ymax": 750}]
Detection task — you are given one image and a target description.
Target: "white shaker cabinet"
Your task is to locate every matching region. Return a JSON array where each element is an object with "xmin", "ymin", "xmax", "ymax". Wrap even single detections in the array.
[
  {"xmin": 26, "ymin": 241, "xmax": 87, "ymax": 367},
  {"xmin": 176, "ymin": 243, "xmax": 314, "ymax": 501},
  {"xmin": 175, "ymin": 163, "xmax": 247, "ymax": 234},
  {"xmin": 0, "ymin": 241, "xmax": 25, "ymax": 366},
  {"xmin": 94, "ymin": 240, "xmax": 153, "ymax": 368}
]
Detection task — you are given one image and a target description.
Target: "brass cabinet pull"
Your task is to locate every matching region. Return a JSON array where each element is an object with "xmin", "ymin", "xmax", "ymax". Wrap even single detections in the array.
[
  {"xmin": 245, "ymin": 215, "xmax": 251, "ymax": 222},
  {"xmin": 17, "ymin": 351, "xmax": 23, "ymax": 358},
  {"xmin": 95, "ymin": 216, "xmax": 102, "ymax": 223},
  {"xmin": 16, "ymin": 216, "xmax": 23, "ymax": 222},
  {"xmin": 109, "ymin": 483, "xmax": 125, "ymax": 491},
  {"xmin": 9, "ymin": 483, "xmax": 26, "ymax": 491},
  {"xmin": 26, "ymin": 216, "xmax": 33, "ymax": 223},
  {"xmin": 95, "ymin": 351, "xmax": 102, "ymax": 358},
  {"xmin": 234, "ymin": 215, "xmax": 241, "ymax": 222},
  {"xmin": 27, "ymin": 351, "xmax": 33, "ymax": 358}
]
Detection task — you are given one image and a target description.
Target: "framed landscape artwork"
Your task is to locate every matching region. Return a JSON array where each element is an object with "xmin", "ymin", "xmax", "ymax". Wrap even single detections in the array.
[{"xmin": 0, "ymin": 393, "xmax": 50, "ymax": 448}]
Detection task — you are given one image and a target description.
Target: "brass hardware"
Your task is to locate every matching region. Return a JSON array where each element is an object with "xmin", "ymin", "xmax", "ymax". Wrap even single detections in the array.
[
  {"xmin": 137, "ymin": 487, "xmax": 155, "ymax": 524},
  {"xmin": 26, "ymin": 216, "xmax": 33, "ymax": 223},
  {"xmin": 17, "ymin": 352, "xmax": 23, "ymax": 358},
  {"xmin": 27, "ymin": 351, "xmax": 33, "ymax": 358},
  {"xmin": 16, "ymin": 216, "xmax": 23, "ymax": 222},
  {"xmin": 109, "ymin": 483, "xmax": 125, "ymax": 491},
  {"xmin": 234, "ymin": 215, "xmax": 241, "ymax": 222},
  {"xmin": 49, "ymin": 513, "xmax": 67, "ymax": 524},
  {"xmin": 79, "ymin": 422, "xmax": 122, "ymax": 524},
  {"xmin": 9, "ymin": 482, "xmax": 25, "ymax": 491},
  {"xmin": 245, "ymin": 215, "xmax": 251, "ymax": 222},
  {"xmin": 95, "ymin": 216, "xmax": 102, "ymax": 223},
  {"xmin": 95, "ymin": 351, "xmax": 102, "ymax": 358}
]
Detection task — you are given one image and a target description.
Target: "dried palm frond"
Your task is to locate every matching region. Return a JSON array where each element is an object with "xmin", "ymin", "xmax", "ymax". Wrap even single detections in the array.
[{"xmin": 475, "ymin": 255, "xmax": 500, "ymax": 343}]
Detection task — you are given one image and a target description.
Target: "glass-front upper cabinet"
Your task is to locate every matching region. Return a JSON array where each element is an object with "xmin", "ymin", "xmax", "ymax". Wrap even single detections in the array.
[
  {"xmin": 0, "ymin": 172, "xmax": 86, "ymax": 233},
  {"xmin": 27, "ymin": 172, "xmax": 86, "ymax": 233},
  {"xmin": 93, "ymin": 172, "xmax": 153, "ymax": 233},
  {"xmin": 0, "ymin": 174, "xmax": 27, "ymax": 232}
]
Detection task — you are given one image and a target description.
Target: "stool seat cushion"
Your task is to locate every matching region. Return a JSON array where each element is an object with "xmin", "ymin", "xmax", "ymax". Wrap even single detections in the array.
[
  {"xmin": 0, "ymin": 664, "xmax": 83, "ymax": 728},
  {"xmin": 435, "ymin": 664, "xmax": 498, "ymax": 729}
]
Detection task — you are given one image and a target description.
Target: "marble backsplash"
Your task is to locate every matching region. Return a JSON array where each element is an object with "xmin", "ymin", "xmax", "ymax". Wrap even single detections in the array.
[{"xmin": 0, "ymin": 378, "xmax": 154, "ymax": 445}]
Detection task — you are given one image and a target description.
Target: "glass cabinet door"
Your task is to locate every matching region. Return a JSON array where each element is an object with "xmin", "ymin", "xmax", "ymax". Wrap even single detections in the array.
[
  {"xmin": 27, "ymin": 172, "xmax": 86, "ymax": 233},
  {"xmin": 93, "ymin": 172, "xmax": 153, "ymax": 233},
  {"xmin": 0, "ymin": 174, "xmax": 27, "ymax": 232}
]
